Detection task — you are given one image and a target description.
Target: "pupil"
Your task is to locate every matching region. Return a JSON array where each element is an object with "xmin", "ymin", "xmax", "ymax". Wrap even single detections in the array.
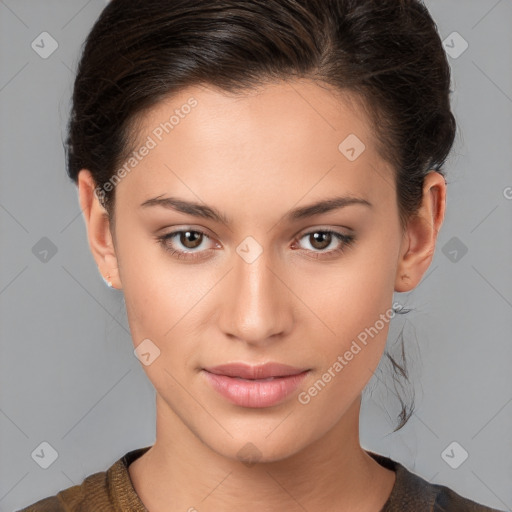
[
  {"xmin": 182, "ymin": 231, "xmax": 202, "ymax": 249},
  {"xmin": 311, "ymin": 232, "xmax": 330, "ymax": 250}
]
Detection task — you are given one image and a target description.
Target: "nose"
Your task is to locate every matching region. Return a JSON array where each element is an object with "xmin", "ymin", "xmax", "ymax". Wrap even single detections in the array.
[{"xmin": 217, "ymin": 245, "xmax": 293, "ymax": 347}]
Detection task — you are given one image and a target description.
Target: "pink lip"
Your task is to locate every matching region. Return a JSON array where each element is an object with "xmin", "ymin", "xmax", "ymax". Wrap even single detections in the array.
[{"xmin": 202, "ymin": 363, "xmax": 310, "ymax": 408}]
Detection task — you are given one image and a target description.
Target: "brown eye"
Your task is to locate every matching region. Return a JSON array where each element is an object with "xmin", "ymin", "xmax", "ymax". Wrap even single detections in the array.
[
  {"xmin": 179, "ymin": 230, "xmax": 203, "ymax": 249},
  {"xmin": 308, "ymin": 232, "xmax": 332, "ymax": 250},
  {"xmin": 295, "ymin": 229, "xmax": 356, "ymax": 260},
  {"xmin": 157, "ymin": 228, "xmax": 218, "ymax": 261}
]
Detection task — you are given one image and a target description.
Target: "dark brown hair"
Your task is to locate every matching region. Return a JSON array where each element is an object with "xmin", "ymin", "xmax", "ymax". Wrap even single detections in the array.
[{"xmin": 65, "ymin": 0, "xmax": 457, "ymax": 430}]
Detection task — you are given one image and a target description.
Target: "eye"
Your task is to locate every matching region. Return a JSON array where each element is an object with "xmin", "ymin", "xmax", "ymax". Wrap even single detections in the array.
[
  {"xmin": 293, "ymin": 229, "xmax": 356, "ymax": 259},
  {"xmin": 156, "ymin": 227, "xmax": 356, "ymax": 262},
  {"xmin": 156, "ymin": 229, "xmax": 218, "ymax": 261}
]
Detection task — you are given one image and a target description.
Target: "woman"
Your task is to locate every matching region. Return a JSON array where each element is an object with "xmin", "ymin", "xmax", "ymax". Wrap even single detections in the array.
[{"xmin": 19, "ymin": 0, "xmax": 504, "ymax": 510}]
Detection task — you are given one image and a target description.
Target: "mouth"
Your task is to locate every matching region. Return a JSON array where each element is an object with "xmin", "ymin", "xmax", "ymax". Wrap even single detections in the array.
[
  {"xmin": 201, "ymin": 362, "xmax": 310, "ymax": 408},
  {"xmin": 203, "ymin": 362, "xmax": 310, "ymax": 379}
]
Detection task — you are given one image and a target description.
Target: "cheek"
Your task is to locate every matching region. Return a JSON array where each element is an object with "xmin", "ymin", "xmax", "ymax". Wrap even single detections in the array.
[
  {"xmin": 301, "ymin": 237, "xmax": 398, "ymax": 371},
  {"xmin": 306, "ymin": 249, "xmax": 396, "ymax": 328},
  {"xmin": 120, "ymin": 248, "xmax": 216, "ymax": 371},
  {"xmin": 121, "ymin": 266, "xmax": 200, "ymax": 395},
  {"xmin": 299, "ymin": 273, "xmax": 395, "ymax": 418},
  {"xmin": 116, "ymin": 231, "xmax": 175, "ymax": 343}
]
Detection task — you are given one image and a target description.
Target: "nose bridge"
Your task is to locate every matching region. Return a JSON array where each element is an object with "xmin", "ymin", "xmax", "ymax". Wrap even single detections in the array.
[{"xmin": 219, "ymin": 240, "xmax": 289, "ymax": 343}]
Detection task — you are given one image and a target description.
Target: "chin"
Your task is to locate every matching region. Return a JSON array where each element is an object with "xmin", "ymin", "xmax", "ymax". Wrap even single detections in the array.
[{"xmin": 202, "ymin": 426, "xmax": 311, "ymax": 466}]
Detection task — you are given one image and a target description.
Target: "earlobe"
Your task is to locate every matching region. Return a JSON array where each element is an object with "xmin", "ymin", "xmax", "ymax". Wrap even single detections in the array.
[
  {"xmin": 77, "ymin": 169, "xmax": 121, "ymax": 289},
  {"xmin": 394, "ymin": 171, "xmax": 446, "ymax": 293}
]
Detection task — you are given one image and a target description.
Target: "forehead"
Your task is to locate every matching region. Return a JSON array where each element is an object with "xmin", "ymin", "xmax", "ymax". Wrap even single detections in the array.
[
  {"xmin": 135, "ymin": 79, "xmax": 371, "ymax": 153},
  {"xmin": 116, "ymin": 79, "xmax": 395, "ymax": 213}
]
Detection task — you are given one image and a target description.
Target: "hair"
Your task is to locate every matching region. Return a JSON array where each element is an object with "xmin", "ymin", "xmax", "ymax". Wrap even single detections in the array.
[{"xmin": 65, "ymin": 0, "xmax": 457, "ymax": 431}]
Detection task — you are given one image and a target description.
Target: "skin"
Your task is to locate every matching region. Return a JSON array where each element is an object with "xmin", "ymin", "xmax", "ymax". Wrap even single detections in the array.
[{"xmin": 78, "ymin": 79, "xmax": 446, "ymax": 512}]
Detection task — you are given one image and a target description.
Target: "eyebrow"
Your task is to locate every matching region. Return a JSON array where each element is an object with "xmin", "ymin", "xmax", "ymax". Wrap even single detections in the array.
[{"xmin": 140, "ymin": 194, "xmax": 372, "ymax": 226}]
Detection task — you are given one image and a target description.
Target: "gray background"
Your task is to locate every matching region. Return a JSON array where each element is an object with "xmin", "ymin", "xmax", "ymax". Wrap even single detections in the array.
[{"xmin": 1, "ymin": 1, "xmax": 511, "ymax": 511}]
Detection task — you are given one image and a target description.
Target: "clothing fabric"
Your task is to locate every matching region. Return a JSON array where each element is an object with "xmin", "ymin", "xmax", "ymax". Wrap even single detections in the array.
[{"xmin": 17, "ymin": 446, "xmax": 504, "ymax": 511}]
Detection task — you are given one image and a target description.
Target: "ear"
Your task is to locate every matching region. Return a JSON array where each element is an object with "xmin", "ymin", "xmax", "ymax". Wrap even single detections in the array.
[
  {"xmin": 77, "ymin": 169, "xmax": 122, "ymax": 290},
  {"xmin": 395, "ymin": 171, "xmax": 446, "ymax": 293}
]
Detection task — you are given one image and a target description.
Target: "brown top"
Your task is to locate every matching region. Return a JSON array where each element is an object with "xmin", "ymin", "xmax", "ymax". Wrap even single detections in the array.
[{"xmin": 17, "ymin": 446, "xmax": 504, "ymax": 512}]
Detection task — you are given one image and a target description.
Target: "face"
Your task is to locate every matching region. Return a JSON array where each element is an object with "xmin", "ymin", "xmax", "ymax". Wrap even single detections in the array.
[{"xmin": 80, "ymin": 79, "xmax": 441, "ymax": 463}]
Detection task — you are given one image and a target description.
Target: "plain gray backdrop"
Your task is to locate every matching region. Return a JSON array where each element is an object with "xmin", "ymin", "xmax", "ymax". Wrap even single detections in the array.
[{"xmin": 1, "ymin": 1, "xmax": 511, "ymax": 511}]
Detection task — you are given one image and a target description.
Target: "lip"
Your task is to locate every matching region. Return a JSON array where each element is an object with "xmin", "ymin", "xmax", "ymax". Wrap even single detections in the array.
[
  {"xmin": 203, "ymin": 362, "xmax": 309, "ymax": 379},
  {"xmin": 202, "ymin": 362, "xmax": 310, "ymax": 408}
]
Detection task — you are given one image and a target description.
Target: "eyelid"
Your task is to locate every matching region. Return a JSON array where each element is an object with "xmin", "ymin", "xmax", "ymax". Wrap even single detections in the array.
[
  {"xmin": 296, "ymin": 224, "xmax": 354, "ymax": 237},
  {"xmin": 157, "ymin": 224, "xmax": 217, "ymax": 237}
]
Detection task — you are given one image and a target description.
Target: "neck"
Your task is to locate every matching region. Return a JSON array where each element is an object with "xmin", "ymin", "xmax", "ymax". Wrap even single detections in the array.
[{"xmin": 128, "ymin": 394, "xmax": 395, "ymax": 512}]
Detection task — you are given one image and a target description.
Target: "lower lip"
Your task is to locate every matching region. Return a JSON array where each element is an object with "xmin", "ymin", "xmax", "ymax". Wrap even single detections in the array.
[{"xmin": 202, "ymin": 370, "xmax": 309, "ymax": 408}]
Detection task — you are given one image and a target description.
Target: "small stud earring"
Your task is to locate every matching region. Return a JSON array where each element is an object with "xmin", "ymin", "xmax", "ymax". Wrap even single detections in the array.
[{"xmin": 103, "ymin": 273, "xmax": 113, "ymax": 288}]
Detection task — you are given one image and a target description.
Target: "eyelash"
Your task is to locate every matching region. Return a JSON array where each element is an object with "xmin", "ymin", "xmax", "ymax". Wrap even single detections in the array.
[{"xmin": 156, "ymin": 228, "xmax": 356, "ymax": 261}]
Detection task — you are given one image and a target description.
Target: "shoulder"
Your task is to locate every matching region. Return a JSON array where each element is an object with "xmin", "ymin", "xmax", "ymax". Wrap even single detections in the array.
[
  {"xmin": 16, "ymin": 446, "xmax": 152, "ymax": 512},
  {"xmin": 16, "ymin": 470, "xmax": 108, "ymax": 512},
  {"xmin": 367, "ymin": 451, "xmax": 505, "ymax": 512},
  {"xmin": 431, "ymin": 484, "xmax": 505, "ymax": 512}
]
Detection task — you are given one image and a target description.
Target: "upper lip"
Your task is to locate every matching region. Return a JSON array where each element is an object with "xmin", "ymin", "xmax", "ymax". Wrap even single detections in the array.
[{"xmin": 203, "ymin": 362, "xmax": 309, "ymax": 379}]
